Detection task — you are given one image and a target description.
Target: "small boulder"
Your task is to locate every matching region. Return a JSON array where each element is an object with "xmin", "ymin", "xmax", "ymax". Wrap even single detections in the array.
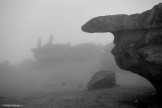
[
  {"xmin": 61, "ymin": 82, "xmax": 66, "ymax": 86},
  {"xmin": 87, "ymin": 70, "xmax": 116, "ymax": 90},
  {"xmin": 78, "ymin": 85, "xmax": 83, "ymax": 88}
]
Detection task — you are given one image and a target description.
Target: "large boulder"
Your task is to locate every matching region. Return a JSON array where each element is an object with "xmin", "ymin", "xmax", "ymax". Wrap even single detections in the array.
[
  {"xmin": 82, "ymin": 3, "xmax": 162, "ymax": 96},
  {"xmin": 87, "ymin": 70, "xmax": 116, "ymax": 90}
]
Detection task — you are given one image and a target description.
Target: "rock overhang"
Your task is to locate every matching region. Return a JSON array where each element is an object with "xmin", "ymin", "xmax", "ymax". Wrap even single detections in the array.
[
  {"xmin": 81, "ymin": 3, "xmax": 162, "ymax": 96},
  {"xmin": 82, "ymin": 3, "xmax": 162, "ymax": 33}
]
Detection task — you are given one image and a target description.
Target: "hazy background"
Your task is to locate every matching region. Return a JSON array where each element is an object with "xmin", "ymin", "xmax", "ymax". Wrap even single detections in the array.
[
  {"xmin": 0, "ymin": 0, "xmax": 159, "ymax": 99},
  {"xmin": 0, "ymin": 0, "xmax": 161, "ymax": 64}
]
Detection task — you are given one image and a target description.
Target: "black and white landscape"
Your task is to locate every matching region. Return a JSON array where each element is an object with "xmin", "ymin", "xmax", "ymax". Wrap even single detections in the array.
[{"xmin": 0, "ymin": 0, "xmax": 161, "ymax": 108}]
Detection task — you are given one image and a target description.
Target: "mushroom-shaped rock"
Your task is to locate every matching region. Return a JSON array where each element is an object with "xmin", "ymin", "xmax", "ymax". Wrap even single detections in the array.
[
  {"xmin": 82, "ymin": 3, "xmax": 162, "ymax": 96},
  {"xmin": 87, "ymin": 70, "xmax": 116, "ymax": 90}
]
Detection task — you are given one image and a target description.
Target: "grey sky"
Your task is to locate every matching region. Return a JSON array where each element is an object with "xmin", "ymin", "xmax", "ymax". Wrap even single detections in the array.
[{"xmin": 0, "ymin": 0, "xmax": 161, "ymax": 64}]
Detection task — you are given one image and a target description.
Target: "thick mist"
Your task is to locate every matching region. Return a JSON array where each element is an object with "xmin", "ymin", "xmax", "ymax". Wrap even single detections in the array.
[
  {"xmin": 0, "ymin": 42, "xmax": 152, "ymax": 98},
  {"xmin": 0, "ymin": 1, "xmax": 160, "ymax": 107},
  {"xmin": 0, "ymin": 0, "xmax": 161, "ymax": 64}
]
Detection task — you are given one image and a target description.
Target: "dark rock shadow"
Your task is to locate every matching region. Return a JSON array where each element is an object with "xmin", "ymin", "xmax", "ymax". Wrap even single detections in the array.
[{"xmin": 118, "ymin": 93, "xmax": 162, "ymax": 108}]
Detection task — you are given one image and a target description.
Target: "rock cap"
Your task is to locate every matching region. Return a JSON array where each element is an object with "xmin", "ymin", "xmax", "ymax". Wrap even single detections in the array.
[{"xmin": 82, "ymin": 3, "xmax": 162, "ymax": 32}]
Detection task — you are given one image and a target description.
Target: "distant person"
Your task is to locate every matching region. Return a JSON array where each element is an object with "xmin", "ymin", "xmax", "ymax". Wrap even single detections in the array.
[
  {"xmin": 47, "ymin": 35, "xmax": 53, "ymax": 45},
  {"xmin": 37, "ymin": 37, "xmax": 41, "ymax": 48}
]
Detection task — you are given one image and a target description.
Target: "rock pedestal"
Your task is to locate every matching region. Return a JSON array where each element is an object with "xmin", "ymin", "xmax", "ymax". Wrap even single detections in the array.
[{"xmin": 82, "ymin": 3, "xmax": 162, "ymax": 96}]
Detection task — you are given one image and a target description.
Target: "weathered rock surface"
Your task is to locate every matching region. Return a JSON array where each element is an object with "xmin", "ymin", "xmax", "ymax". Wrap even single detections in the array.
[
  {"xmin": 82, "ymin": 3, "xmax": 162, "ymax": 96},
  {"xmin": 87, "ymin": 70, "xmax": 116, "ymax": 90}
]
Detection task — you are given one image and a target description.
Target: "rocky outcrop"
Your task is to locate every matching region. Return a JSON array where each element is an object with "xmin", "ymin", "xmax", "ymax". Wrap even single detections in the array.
[
  {"xmin": 87, "ymin": 70, "xmax": 116, "ymax": 90},
  {"xmin": 82, "ymin": 3, "xmax": 162, "ymax": 96},
  {"xmin": 32, "ymin": 43, "xmax": 103, "ymax": 66}
]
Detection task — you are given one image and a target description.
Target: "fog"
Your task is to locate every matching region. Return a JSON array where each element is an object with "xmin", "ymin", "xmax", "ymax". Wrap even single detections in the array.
[
  {"xmin": 0, "ymin": 42, "xmax": 152, "ymax": 98},
  {"xmin": 0, "ymin": 0, "xmax": 161, "ymax": 64},
  {"xmin": 0, "ymin": 42, "xmax": 104, "ymax": 96},
  {"xmin": 0, "ymin": 0, "xmax": 159, "ymax": 105}
]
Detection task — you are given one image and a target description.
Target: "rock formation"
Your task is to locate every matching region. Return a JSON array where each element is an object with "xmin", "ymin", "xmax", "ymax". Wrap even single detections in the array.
[
  {"xmin": 87, "ymin": 70, "xmax": 116, "ymax": 90},
  {"xmin": 82, "ymin": 3, "xmax": 162, "ymax": 96}
]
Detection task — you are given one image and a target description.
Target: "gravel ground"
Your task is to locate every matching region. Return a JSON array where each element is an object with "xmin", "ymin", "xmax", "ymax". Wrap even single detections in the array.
[{"xmin": 0, "ymin": 85, "xmax": 160, "ymax": 108}]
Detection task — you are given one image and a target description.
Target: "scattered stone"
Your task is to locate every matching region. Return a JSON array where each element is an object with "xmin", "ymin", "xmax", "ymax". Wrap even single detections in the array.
[
  {"xmin": 61, "ymin": 83, "xmax": 66, "ymax": 86},
  {"xmin": 78, "ymin": 85, "xmax": 83, "ymax": 88},
  {"xmin": 87, "ymin": 70, "xmax": 116, "ymax": 90}
]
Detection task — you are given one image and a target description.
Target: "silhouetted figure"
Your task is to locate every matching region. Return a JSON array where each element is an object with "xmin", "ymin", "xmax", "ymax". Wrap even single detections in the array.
[
  {"xmin": 37, "ymin": 37, "xmax": 41, "ymax": 48},
  {"xmin": 47, "ymin": 35, "xmax": 53, "ymax": 45}
]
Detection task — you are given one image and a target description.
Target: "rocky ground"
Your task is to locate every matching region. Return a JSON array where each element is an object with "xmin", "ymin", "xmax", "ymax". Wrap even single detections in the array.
[
  {"xmin": 0, "ymin": 83, "xmax": 161, "ymax": 108},
  {"xmin": 0, "ymin": 69, "xmax": 160, "ymax": 108}
]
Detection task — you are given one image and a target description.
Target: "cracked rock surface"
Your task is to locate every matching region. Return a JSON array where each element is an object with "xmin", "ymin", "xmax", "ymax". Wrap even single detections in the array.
[{"xmin": 82, "ymin": 3, "xmax": 162, "ymax": 96}]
